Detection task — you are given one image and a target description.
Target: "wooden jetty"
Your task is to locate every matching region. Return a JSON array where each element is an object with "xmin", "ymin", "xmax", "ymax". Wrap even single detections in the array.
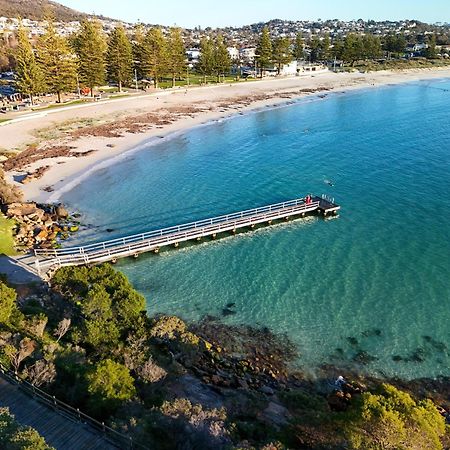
[{"xmin": 33, "ymin": 195, "xmax": 340, "ymax": 277}]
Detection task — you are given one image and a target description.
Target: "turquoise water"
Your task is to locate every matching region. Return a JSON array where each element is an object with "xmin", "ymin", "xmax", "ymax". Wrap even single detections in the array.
[{"xmin": 62, "ymin": 79, "xmax": 450, "ymax": 379}]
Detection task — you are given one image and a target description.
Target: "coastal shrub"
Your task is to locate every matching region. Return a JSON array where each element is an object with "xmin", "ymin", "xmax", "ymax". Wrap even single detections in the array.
[
  {"xmin": 158, "ymin": 398, "xmax": 230, "ymax": 447},
  {"xmin": 343, "ymin": 384, "xmax": 446, "ymax": 450},
  {"xmin": 0, "ymin": 281, "xmax": 17, "ymax": 324},
  {"xmin": 87, "ymin": 359, "xmax": 136, "ymax": 414},
  {"xmin": 135, "ymin": 357, "xmax": 167, "ymax": 383},
  {"xmin": 0, "ymin": 407, "xmax": 53, "ymax": 450},
  {"xmin": 150, "ymin": 315, "xmax": 200, "ymax": 345},
  {"xmin": 84, "ymin": 318, "xmax": 120, "ymax": 348},
  {"xmin": 24, "ymin": 313, "xmax": 48, "ymax": 338},
  {"xmin": 52, "ymin": 264, "xmax": 146, "ymax": 331}
]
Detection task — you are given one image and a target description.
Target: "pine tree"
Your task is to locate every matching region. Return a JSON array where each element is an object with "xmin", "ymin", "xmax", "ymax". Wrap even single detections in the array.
[
  {"xmin": 73, "ymin": 20, "xmax": 106, "ymax": 97},
  {"xmin": 292, "ymin": 32, "xmax": 304, "ymax": 61},
  {"xmin": 106, "ymin": 25, "xmax": 133, "ymax": 92},
  {"xmin": 272, "ymin": 37, "xmax": 291, "ymax": 75},
  {"xmin": 342, "ymin": 34, "xmax": 364, "ymax": 66},
  {"xmin": 37, "ymin": 17, "xmax": 77, "ymax": 103},
  {"xmin": 309, "ymin": 36, "xmax": 321, "ymax": 62},
  {"xmin": 213, "ymin": 35, "xmax": 231, "ymax": 82},
  {"xmin": 132, "ymin": 24, "xmax": 146, "ymax": 80},
  {"xmin": 256, "ymin": 26, "xmax": 272, "ymax": 77},
  {"xmin": 167, "ymin": 27, "xmax": 186, "ymax": 87},
  {"xmin": 321, "ymin": 34, "xmax": 331, "ymax": 60},
  {"xmin": 15, "ymin": 21, "xmax": 44, "ymax": 105},
  {"xmin": 141, "ymin": 27, "xmax": 167, "ymax": 88},
  {"xmin": 197, "ymin": 37, "xmax": 214, "ymax": 84},
  {"xmin": 425, "ymin": 34, "xmax": 437, "ymax": 59}
]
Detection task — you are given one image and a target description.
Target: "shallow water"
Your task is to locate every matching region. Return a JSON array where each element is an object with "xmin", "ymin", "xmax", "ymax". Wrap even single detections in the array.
[{"xmin": 62, "ymin": 79, "xmax": 450, "ymax": 379}]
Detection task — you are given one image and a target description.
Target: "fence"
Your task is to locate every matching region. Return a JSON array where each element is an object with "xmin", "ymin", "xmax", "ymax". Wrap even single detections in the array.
[{"xmin": 0, "ymin": 363, "xmax": 148, "ymax": 449}]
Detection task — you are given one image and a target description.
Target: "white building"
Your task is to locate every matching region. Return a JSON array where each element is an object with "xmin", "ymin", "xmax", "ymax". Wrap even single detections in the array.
[
  {"xmin": 227, "ymin": 47, "xmax": 239, "ymax": 60},
  {"xmin": 239, "ymin": 47, "xmax": 256, "ymax": 62}
]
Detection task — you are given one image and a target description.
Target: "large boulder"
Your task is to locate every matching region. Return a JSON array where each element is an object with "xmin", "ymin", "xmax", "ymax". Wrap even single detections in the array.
[
  {"xmin": 55, "ymin": 205, "xmax": 69, "ymax": 219},
  {"xmin": 5, "ymin": 202, "xmax": 39, "ymax": 217}
]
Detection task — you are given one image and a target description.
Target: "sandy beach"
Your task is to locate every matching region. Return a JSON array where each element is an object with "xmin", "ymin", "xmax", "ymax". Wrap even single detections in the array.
[{"xmin": 2, "ymin": 66, "xmax": 450, "ymax": 204}]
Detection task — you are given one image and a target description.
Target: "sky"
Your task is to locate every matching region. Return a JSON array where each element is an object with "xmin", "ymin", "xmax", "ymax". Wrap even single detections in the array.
[{"xmin": 58, "ymin": 0, "xmax": 450, "ymax": 28}]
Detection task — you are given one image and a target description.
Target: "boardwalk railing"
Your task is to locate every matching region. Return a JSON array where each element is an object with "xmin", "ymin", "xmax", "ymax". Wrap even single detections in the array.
[
  {"xmin": 0, "ymin": 363, "xmax": 147, "ymax": 449},
  {"xmin": 33, "ymin": 196, "xmax": 339, "ymax": 275}
]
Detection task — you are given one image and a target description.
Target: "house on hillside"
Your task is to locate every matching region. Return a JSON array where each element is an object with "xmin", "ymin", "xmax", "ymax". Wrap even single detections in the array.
[
  {"xmin": 239, "ymin": 47, "xmax": 257, "ymax": 63},
  {"xmin": 227, "ymin": 47, "xmax": 239, "ymax": 60},
  {"xmin": 406, "ymin": 42, "xmax": 428, "ymax": 57}
]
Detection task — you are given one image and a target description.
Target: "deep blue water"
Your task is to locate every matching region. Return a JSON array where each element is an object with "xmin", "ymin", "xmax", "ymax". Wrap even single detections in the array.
[{"xmin": 62, "ymin": 79, "xmax": 450, "ymax": 379}]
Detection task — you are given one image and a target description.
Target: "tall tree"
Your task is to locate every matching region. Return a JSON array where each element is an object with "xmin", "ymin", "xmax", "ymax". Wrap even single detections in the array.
[
  {"xmin": 37, "ymin": 17, "xmax": 77, "ymax": 103},
  {"xmin": 292, "ymin": 32, "xmax": 304, "ymax": 60},
  {"xmin": 167, "ymin": 27, "xmax": 186, "ymax": 87},
  {"xmin": 272, "ymin": 37, "xmax": 291, "ymax": 75},
  {"xmin": 213, "ymin": 35, "xmax": 231, "ymax": 82},
  {"xmin": 309, "ymin": 36, "xmax": 321, "ymax": 62},
  {"xmin": 15, "ymin": 21, "xmax": 44, "ymax": 105},
  {"xmin": 384, "ymin": 34, "xmax": 406, "ymax": 58},
  {"xmin": 197, "ymin": 37, "xmax": 214, "ymax": 83},
  {"xmin": 106, "ymin": 25, "xmax": 133, "ymax": 92},
  {"xmin": 256, "ymin": 26, "xmax": 272, "ymax": 77},
  {"xmin": 132, "ymin": 23, "xmax": 146, "ymax": 80},
  {"xmin": 425, "ymin": 34, "xmax": 437, "ymax": 59},
  {"xmin": 141, "ymin": 27, "xmax": 167, "ymax": 88},
  {"xmin": 342, "ymin": 33, "xmax": 364, "ymax": 66},
  {"xmin": 362, "ymin": 35, "xmax": 382, "ymax": 60},
  {"xmin": 73, "ymin": 20, "xmax": 106, "ymax": 97},
  {"xmin": 321, "ymin": 33, "xmax": 331, "ymax": 60}
]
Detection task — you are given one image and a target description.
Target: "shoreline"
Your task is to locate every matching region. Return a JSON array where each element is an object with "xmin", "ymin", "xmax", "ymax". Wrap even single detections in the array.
[{"xmin": 3, "ymin": 66, "xmax": 450, "ymax": 204}]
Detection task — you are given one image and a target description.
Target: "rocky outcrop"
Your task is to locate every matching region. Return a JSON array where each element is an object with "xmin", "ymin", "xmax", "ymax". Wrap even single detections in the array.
[{"xmin": 4, "ymin": 202, "xmax": 79, "ymax": 250}]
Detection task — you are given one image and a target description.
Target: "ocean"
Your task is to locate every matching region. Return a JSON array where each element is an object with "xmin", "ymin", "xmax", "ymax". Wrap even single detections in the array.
[{"xmin": 61, "ymin": 78, "xmax": 450, "ymax": 379}]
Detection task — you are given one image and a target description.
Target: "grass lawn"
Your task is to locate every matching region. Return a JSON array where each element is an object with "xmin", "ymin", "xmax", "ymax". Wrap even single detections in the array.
[
  {"xmin": 0, "ymin": 213, "xmax": 16, "ymax": 256},
  {"xmin": 157, "ymin": 74, "xmax": 242, "ymax": 89}
]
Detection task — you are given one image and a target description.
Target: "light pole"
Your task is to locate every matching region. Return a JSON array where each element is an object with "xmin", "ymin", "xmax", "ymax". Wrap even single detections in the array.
[{"xmin": 133, "ymin": 60, "xmax": 141, "ymax": 92}]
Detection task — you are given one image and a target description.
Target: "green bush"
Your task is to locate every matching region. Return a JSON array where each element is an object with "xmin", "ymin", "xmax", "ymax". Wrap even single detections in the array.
[
  {"xmin": 0, "ymin": 281, "xmax": 17, "ymax": 324},
  {"xmin": 87, "ymin": 359, "xmax": 135, "ymax": 415},
  {"xmin": 343, "ymin": 384, "xmax": 446, "ymax": 450},
  {"xmin": 0, "ymin": 407, "xmax": 54, "ymax": 450}
]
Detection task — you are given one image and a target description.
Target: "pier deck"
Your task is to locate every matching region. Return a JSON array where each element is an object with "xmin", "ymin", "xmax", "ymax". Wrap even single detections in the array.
[{"xmin": 33, "ymin": 195, "xmax": 340, "ymax": 277}]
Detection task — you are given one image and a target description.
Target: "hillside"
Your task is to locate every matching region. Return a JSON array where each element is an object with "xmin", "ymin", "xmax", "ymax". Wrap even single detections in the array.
[{"xmin": 0, "ymin": 0, "xmax": 95, "ymax": 21}]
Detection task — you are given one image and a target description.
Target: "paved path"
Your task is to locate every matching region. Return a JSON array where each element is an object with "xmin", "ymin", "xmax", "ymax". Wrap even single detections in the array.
[{"xmin": 0, "ymin": 378, "xmax": 118, "ymax": 450}]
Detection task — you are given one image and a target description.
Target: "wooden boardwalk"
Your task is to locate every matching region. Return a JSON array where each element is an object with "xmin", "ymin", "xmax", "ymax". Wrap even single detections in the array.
[
  {"xmin": 33, "ymin": 195, "xmax": 340, "ymax": 277},
  {"xmin": 0, "ymin": 377, "xmax": 119, "ymax": 450}
]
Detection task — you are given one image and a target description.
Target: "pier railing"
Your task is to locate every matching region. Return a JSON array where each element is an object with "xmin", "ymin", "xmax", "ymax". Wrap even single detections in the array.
[
  {"xmin": 33, "ymin": 196, "xmax": 339, "ymax": 275},
  {"xmin": 35, "ymin": 197, "xmax": 315, "ymax": 257}
]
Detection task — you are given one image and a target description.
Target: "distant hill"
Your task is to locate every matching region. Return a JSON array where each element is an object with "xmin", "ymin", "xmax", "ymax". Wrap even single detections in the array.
[{"xmin": 0, "ymin": 0, "xmax": 108, "ymax": 22}]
